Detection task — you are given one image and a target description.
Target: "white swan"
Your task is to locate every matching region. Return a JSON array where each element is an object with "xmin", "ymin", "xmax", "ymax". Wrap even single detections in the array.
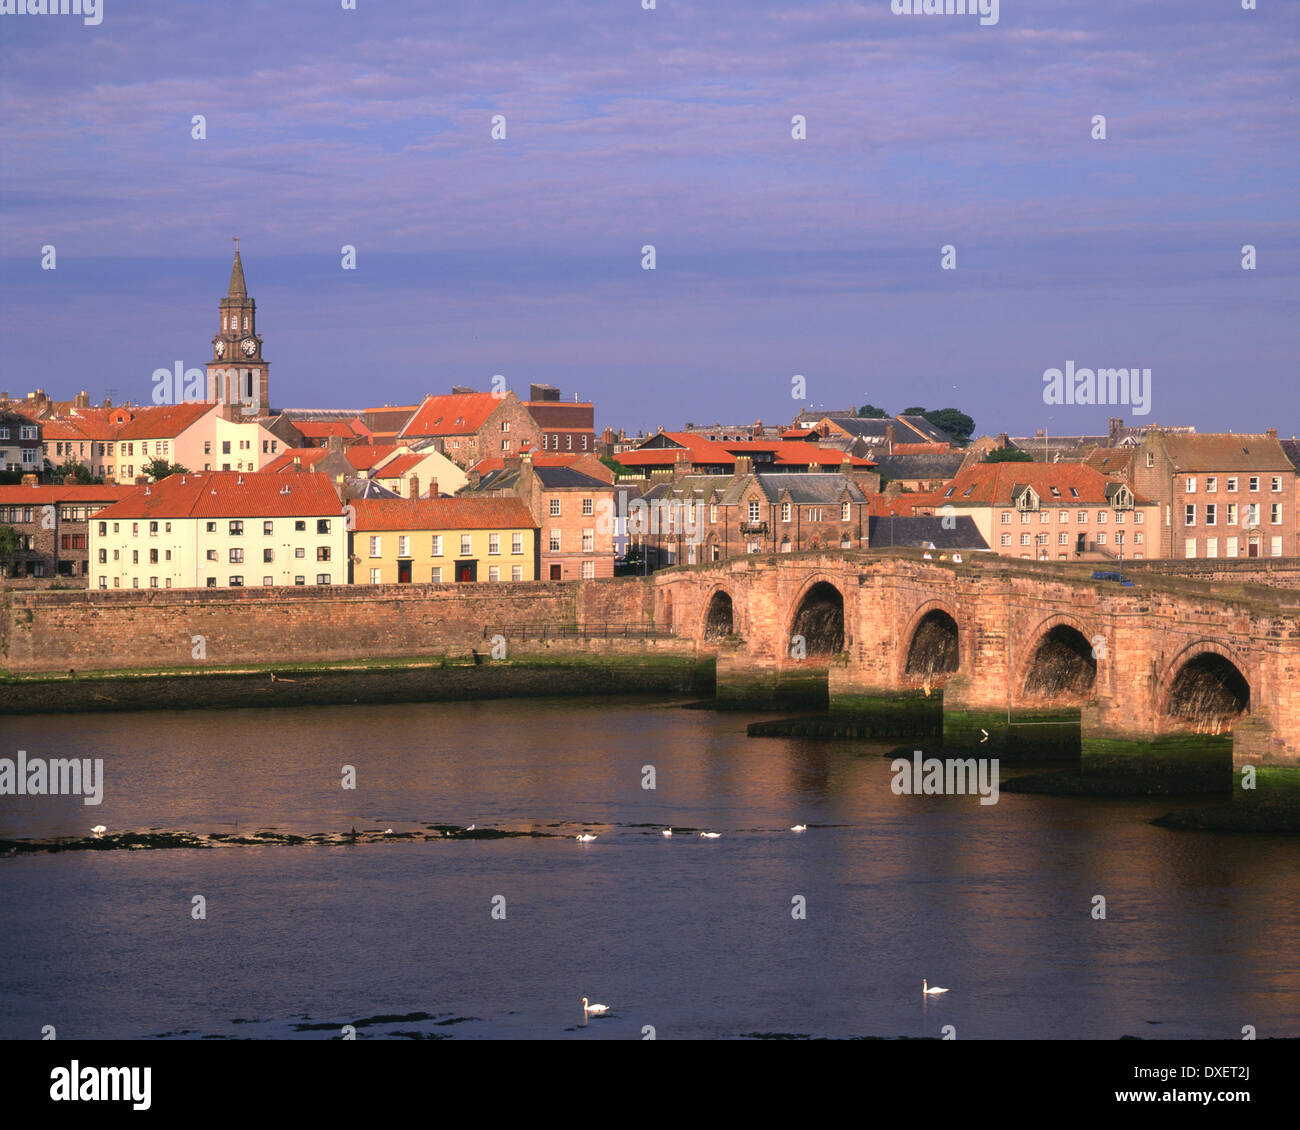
[
  {"xmin": 90, "ymin": 825, "xmax": 106, "ymax": 835},
  {"xmin": 576, "ymin": 833, "xmax": 597, "ymax": 842},
  {"xmin": 700, "ymin": 831, "xmax": 721, "ymax": 839},
  {"xmin": 465, "ymin": 824, "xmax": 475, "ymax": 831},
  {"xmin": 384, "ymin": 828, "xmax": 393, "ymax": 835},
  {"xmin": 923, "ymin": 980, "xmax": 949, "ymax": 995},
  {"xmin": 661, "ymin": 828, "xmax": 672, "ymax": 837},
  {"xmin": 790, "ymin": 824, "xmax": 807, "ymax": 832},
  {"xmin": 581, "ymin": 997, "xmax": 610, "ymax": 1015}
]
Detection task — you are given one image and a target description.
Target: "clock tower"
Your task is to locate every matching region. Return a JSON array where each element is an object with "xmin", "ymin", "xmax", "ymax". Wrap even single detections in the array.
[{"xmin": 207, "ymin": 238, "xmax": 270, "ymax": 415}]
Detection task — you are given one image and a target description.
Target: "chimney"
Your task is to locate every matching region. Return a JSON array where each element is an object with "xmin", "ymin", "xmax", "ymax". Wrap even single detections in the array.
[
  {"xmin": 20, "ymin": 473, "xmax": 37, "ymax": 487},
  {"xmin": 327, "ymin": 435, "xmax": 343, "ymax": 453},
  {"xmin": 885, "ymin": 423, "xmax": 896, "ymax": 453},
  {"xmin": 1267, "ymin": 427, "xmax": 1278, "ymax": 439},
  {"xmin": 997, "ymin": 433, "xmax": 1009, "ymax": 448},
  {"xmin": 427, "ymin": 478, "xmax": 437, "ymax": 498},
  {"xmin": 409, "ymin": 474, "xmax": 419, "ymax": 499},
  {"xmin": 468, "ymin": 468, "xmax": 481, "ymax": 489},
  {"xmin": 1109, "ymin": 416, "xmax": 1124, "ymax": 440},
  {"xmin": 734, "ymin": 455, "xmax": 754, "ymax": 478}
]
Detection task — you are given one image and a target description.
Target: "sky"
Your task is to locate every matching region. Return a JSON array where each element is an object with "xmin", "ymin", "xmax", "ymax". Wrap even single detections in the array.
[{"xmin": 1, "ymin": 0, "xmax": 1296, "ymax": 440}]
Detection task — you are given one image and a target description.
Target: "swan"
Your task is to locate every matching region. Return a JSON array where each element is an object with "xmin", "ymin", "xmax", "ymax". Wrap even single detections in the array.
[
  {"xmin": 662, "ymin": 828, "xmax": 673, "ymax": 837},
  {"xmin": 700, "ymin": 831, "xmax": 721, "ymax": 839},
  {"xmin": 923, "ymin": 980, "xmax": 949, "ymax": 995},
  {"xmin": 790, "ymin": 824, "xmax": 807, "ymax": 833},
  {"xmin": 90, "ymin": 825, "xmax": 106, "ymax": 835},
  {"xmin": 581, "ymin": 997, "xmax": 610, "ymax": 1015},
  {"xmin": 465, "ymin": 824, "xmax": 475, "ymax": 831},
  {"xmin": 576, "ymin": 833, "xmax": 597, "ymax": 842},
  {"xmin": 384, "ymin": 828, "xmax": 393, "ymax": 835}
]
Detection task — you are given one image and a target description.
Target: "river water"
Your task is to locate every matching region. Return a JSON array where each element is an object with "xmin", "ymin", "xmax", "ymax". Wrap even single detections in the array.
[{"xmin": 2, "ymin": 696, "xmax": 1298, "ymax": 1040}]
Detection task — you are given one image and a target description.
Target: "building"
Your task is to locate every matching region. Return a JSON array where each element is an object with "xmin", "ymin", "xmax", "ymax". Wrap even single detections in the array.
[
  {"xmin": 866, "ymin": 515, "xmax": 990, "ymax": 554},
  {"xmin": 0, "ymin": 410, "xmax": 41, "ymax": 474},
  {"xmin": 0, "ymin": 480, "xmax": 133, "ymax": 579},
  {"xmin": 397, "ymin": 389, "xmax": 540, "ymax": 468},
  {"xmin": 348, "ymin": 496, "xmax": 537, "ymax": 584},
  {"xmin": 525, "ymin": 384, "xmax": 597, "ymax": 455},
  {"xmin": 469, "ymin": 452, "xmax": 616, "ymax": 580},
  {"xmin": 88, "ymin": 471, "xmax": 347, "ymax": 590},
  {"xmin": 1130, "ymin": 429, "xmax": 1296, "ymax": 559},
  {"xmin": 206, "ymin": 242, "xmax": 270, "ymax": 416},
  {"xmin": 618, "ymin": 431, "xmax": 879, "ymax": 477},
  {"xmin": 928, "ymin": 462, "xmax": 1159, "ymax": 561},
  {"xmin": 634, "ymin": 468, "xmax": 875, "ymax": 567}
]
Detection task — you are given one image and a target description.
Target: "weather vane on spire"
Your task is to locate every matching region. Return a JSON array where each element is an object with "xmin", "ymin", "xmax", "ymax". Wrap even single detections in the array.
[{"xmin": 233, "ymin": 235, "xmax": 239, "ymax": 252}]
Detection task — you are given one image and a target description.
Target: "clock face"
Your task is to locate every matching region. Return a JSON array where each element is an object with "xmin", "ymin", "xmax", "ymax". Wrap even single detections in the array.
[
  {"xmin": 214, "ymin": 340, "xmax": 225, "ymax": 358},
  {"xmin": 241, "ymin": 338, "xmax": 257, "ymax": 357}
]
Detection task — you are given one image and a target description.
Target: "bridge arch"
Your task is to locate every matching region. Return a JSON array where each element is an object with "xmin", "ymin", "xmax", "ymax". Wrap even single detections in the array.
[
  {"xmin": 1158, "ymin": 641, "xmax": 1250, "ymax": 733},
  {"xmin": 702, "ymin": 586, "xmax": 736, "ymax": 641},
  {"xmin": 900, "ymin": 599, "xmax": 961, "ymax": 686},
  {"xmin": 1020, "ymin": 613, "xmax": 1098, "ymax": 700},
  {"xmin": 787, "ymin": 575, "xmax": 846, "ymax": 658}
]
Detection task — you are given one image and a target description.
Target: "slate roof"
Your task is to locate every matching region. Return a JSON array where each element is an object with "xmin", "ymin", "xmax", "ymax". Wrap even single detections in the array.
[
  {"xmin": 868, "ymin": 515, "xmax": 990, "ymax": 551},
  {"xmin": 872, "ymin": 453, "xmax": 966, "ymax": 481}
]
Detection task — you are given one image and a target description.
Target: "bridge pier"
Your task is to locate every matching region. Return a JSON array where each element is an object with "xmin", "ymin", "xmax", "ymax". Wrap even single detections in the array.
[
  {"xmin": 825, "ymin": 658, "xmax": 942, "ymax": 736},
  {"xmin": 940, "ymin": 674, "xmax": 1080, "ymax": 759},
  {"xmin": 1231, "ymin": 712, "xmax": 1300, "ymax": 814},
  {"xmin": 1079, "ymin": 696, "xmax": 1232, "ymax": 790},
  {"xmin": 713, "ymin": 641, "xmax": 828, "ymax": 710}
]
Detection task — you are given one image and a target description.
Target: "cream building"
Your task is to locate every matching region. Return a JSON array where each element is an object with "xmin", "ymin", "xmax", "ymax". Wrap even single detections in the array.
[{"xmin": 89, "ymin": 471, "xmax": 346, "ymax": 590}]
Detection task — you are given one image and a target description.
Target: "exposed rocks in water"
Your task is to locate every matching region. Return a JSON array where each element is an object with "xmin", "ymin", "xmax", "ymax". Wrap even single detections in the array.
[
  {"xmin": 1152, "ymin": 805, "xmax": 1300, "ymax": 833},
  {"xmin": 1001, "ymin": 770, "xmax": 1228, "ymax": 797}
]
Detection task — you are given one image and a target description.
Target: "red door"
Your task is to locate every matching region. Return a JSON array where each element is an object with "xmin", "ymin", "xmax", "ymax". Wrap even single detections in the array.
[
  {"xmin": 550, "ymin": 564, "xmax": 562, "ymax": 580},
  {"xmin": 398, "ymin": 560, "xmax": 411, "ymax": 583}
]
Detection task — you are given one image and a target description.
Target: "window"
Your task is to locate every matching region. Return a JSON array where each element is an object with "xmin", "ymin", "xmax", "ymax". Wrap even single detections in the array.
[
  {"xmin": 229, "ymin": 520, "xmax": 243, "ymax": 536},
  {"xmin": 1000, "ymin": 533, "xmax": 1010, "ymax": 546},
  {"xmin": 1058, "ymin": 532, "xmax": 1068, "ymax": 545},
  {"xmin": 549, "ymin": 499, "xmax": 561, "ymax": 517},
  {"xmin": 1226, "ymin": 503, "xmax": 1238, "ymax": 525},
  {"xmin": 1206, "ymin": 504, "xmax": 1216, "ymax": 525},
  {"xmin": 263, "ymin": 548, "xmax": 274, "ymax": 562},
  {"xmin": 294, "ymin": 576, "xmax": 305, "ymax": 585},
  {"xmin": 488, "ymin": 566, "xmax": 500, "ymax": 582},
  {"xmin": 1206, "ymin": 538, "xmax": 1218, "ymax": 558},
  {"xmin": 295, "ymin": 547, "xmax": 305, "ymax": 558},
  {"xmin": 999, "ymin": 512, "xmax": 1012, "ymax": 525},
  {"xmin": 511, "ymin": 532, "xmax": 522, "ymax": 555},
  {"xmin": 511, "ymin": 565, "xmax": 522, "ymax": 581},
  {"xmin": 460, "ymin": 534, "xmax": 472, "ymax": 557},
  {"xmin": 149, "ymin": 520, "xmax": 158, "ymax": 536},
  {"xmin": 99, "ymin": 577, "xmax": 107, "ymax": 589},
  {"xmin": 501, "ymin": 420, "xmax": 510, "ymax": 432},
  {"xmin": 1185, "ymin": 538, "xmax": 1197, "ymax": 559},
  {"xmin": 393, "ymin": 535, "xmax": 408, "ymax": 557},
  {"xmin": 222, "ymin": 441, "xmax": 231, "ymax": 455},
  {"xmin": 1272, "ymin": 476, "xmax": 1282, "ymax": 493},
  {"xmin": 488, "ymin": 533, "xmax": 500, "ymax": 555},
  {"xmin": 1040, "ymin": 511, "xmax": 1050, "ymax": 524},
  {"xmin": 98, "ymin": 548, "xmax": 107, "ymax": 563},
  {"xmin": 1097, "ymin": 532, "xmax": 1106, "ymax": 544},
  {"xmin": 370, "ymin": 568, "xmax": 381, "ymax": 584},
  {"xmin": 207, "ymin": 549, "xmax": 218, "ymax": 561},
  {"xmin": 1077, "ymin": 512, "xmax": 1087, "ymax": 523},
  {"xmin": 316, "ymin": 574, "xmax": 331, "ymax": 585},
  {"xmin": 781, "ymin": 502, "xmax": 791, "ymax": 522},
  {"xmin": 98, "ymin": 521, "xmax": 106, "ymax": 536},
  {"xmin": 582, "ymin": 529, "xmax": 594, "ymax": 552},
  {"xmin": 1249, "ymin": 476, "xmax": 1259, "ymax": 492},
  {"xmin": 1020, "ymin": 512, "xmax": 1030, "ymax": 524},
  {"xmin": 229, "ymin": 576, "xmax": 244, "ymax": 586},
  {"xmin": 1096, "ymin": 511, "xmax": 1107, "ymax": 524},
  {"xmin": 841, "ymin": 501, "xmax": 851, "ymax": 522},
  {"xmin": 1206, "ymin": 477, "xmax": 1217, "ymax": 492},
  {"xmin": 1227, "ymin": 477, "xmax": 1238, "ymax": 492},
  {"xmin": 1020, "ymin": 533, "xmax": 1031, "ymax": 546},
  {"xmin": 149, "ymin": 549, "xmax": 159, "ymax": 564},
  {"xmin": 1115, "ymin": 511, "xmax": 1125, "ymax": 523},
  {"xmin": 1135, "ymin": 531, "xmax": 1144, "ymax": 545},
  {"xmin": 132, "ymin": 550, "xmax": 139, "ymax": 564},
  {"xmin": 1247, "ymin": 503, "xmax": 1260, "ymax": 526},
  {"xmin": 1146, "ymin": 451, "xmax": 1155, "ymax": 468},
  {"xmin": 317, "ymin": 547, "xmax": 331, "ymax": 561},
  {"xmin": 263, "ymin": 576, "xmax": 273, "ymax": 587},
  {"xmin": 748, "ymin": 501, "xmax": 760, "ymax": 522},
  {"xmin": 566, "ymin": 435, "xmax": 573, "ymax": 450},
  {"xmin": 1226, "ymin": 536, "xmax": 1237, "ymax": 556},
  {"xmin": 132, "ymin": 523, "xmax": 139, "ymax": 536},
  {"xmin": 1185, "ymin": 505, "xmax": 1195, "ymax": 526},
  {"xmin": 317, "ymin": 519, "xmax": 331, "ymax": 534},
  {"xmin": 1272, "ymin": 536, "xmax": 1283, "ymax": 556},
  {"xmin": 710, "ymin": 503, "xmax": 718, "ymax": 524},
  {"xmin": 1272, "ymin": 503, "xmax": 1282, "ymax": 525},
  {"xmin": 204, "ymin": 441, "xmax": 212, "ymax": 455},
  {"xmin": 263, "ymin": 521, "xmax": 274, "ymax": 535},
  {"xmin": 432, "ymin": 534, "xmax": 443, "ymax": 556},
  {"xmin": 582, "ymin": 560, "xmax": 595, "ymax": 580},
  {"xmin": 549, "ymin": 531, "xmax": 561, "ymax": 552},
  {"xmin": 369, "ymin": 536, "xmax": 382, "ymax": 557},
  {"xmin": 431, "ymin": 567, "xmax": 442, "ymax": 583},
  {"xmin": 230, "ymin": 548, "xmax": 244, "ymax": 563},
  {"xmin": 295, "ymin": 520, "xmax": 306, "ymax": 531},
  {"xmin": 1186, "ymin": 477, "xmax": 1196, "ymax": 494}
]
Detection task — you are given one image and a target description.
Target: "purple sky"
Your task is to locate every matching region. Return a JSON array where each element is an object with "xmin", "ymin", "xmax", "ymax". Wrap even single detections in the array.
[{"xmin": 1, "ymin": 1, "xmax": 1296, "ymax": 439}]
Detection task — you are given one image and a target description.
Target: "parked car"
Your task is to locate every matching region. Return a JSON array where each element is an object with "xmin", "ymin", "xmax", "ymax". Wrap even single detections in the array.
[{"xmin": 1091, "ymin": 570, "xmax": 1135, "ymax": 586}]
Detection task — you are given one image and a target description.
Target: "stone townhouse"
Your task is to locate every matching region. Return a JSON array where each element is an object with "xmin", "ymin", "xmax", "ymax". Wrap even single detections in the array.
[
  {"xmin": 88, "ymin": 471, "xmax": 347, "ymax": 590},
  {"xmin": 634, "ymin": 465, "xmax": 874, "ymax": 568},
  {"xmin": 468, "ymin": 452, "xmax": 616, "ymax": 580},
  {"xmin": 0, "ymin": 410, "xmax": 42, "ymax": 474},
  {"xmin": 1129, "ymin": 429, "xmax": 1296, "ymax": 560},
  {"xmin": 348, "ymin": 496, "xmax": 538, "ymax": 584},
  {"xmin": 0, "ymin": 480, "xmax": 133, "ymax": 579},
  {"xmin": 397, "ymin": 389, "xmax": 540, "ymax": 469},
  {"xmin": 927, "ymin": 462, "xmax": 1158, "ymax": 561},
  {"xmin": 524, "ymin": 384, "xmax": 597, "ymax": 455}
]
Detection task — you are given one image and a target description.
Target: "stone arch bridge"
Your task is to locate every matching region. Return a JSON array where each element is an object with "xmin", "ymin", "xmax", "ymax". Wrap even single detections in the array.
[{"xmin": 652, "ymin": 551, "xmax": 1300, "ymax": 777}]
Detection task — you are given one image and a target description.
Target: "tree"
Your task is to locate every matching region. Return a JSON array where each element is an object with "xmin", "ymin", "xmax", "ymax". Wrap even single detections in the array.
[
  {"xmin": 856, "ymin": 404, "xmax": 888, "ymax": 418},
  {"xmin": 142, "ymin": 457, "xmax": 190, "ymax": 481},
  {"xmin": 599, "ymin": 454, "xmax": 631, "ymax": 478},
  {"xmin": 0, "ymin": 524, "xmax": 21, "ymax": 577},
  {"xmin": 56, "ymin": 459, "xmax": 102, "ymax": 485},
  {"xmin": 984, "ymin": 446, "xmax": 1034, "ymax": 463},
  {"xmin": 901, "ymin": 406, "xmax": 927, "ymax": 416},
  {"xmin": 923, "ymin": 408, "xmax": 976, "ymax": 446}
]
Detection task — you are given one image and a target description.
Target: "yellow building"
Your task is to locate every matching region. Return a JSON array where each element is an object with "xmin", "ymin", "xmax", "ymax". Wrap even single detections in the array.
[
  {"xmin": 88, "ymin": 471, "xmax": 347, "ymax": 590},
  {"xmin": 349, "ymin": 497, "xmax": 537, "ymax": 584}
]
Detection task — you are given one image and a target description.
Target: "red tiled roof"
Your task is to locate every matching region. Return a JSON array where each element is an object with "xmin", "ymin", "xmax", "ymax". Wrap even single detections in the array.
[
  {"xmin": 90, "ymin": 472, "xmax": 343, "ymax": 520},
  {"xmin": 0, "ymin": 484, "xmax": 134, "ymax": 504},
  {"xmin": 937, "ymin": 463, "xmax": 1153, "ymax": 506},
  {"xmin": 38, "ymin": 403, "xmax": 215, "ymax": 442},
  {"xmin": 294, "ymin": 420, "xmax": 358, "ymax": 439},
  {"xmin": 374, "ymin": 454, "xmax": 424, "ymax": 477},
  {"xmin": 261, "ymin": 449, "xmax": 329, "ymax": 473},
  {"xmin": 469, "ymin": 453, "xmax": 590, "ymax": 474},
  {"xmin": 889, "ymin": 443, "xmax": 950, "ymax": 455},
  {"xmin": 621, "ymin": 432, "xmax": 875, "ymax": 469},
  {"xmin": 346, "ymin": 445, "xmax": 402, "ymax": 471},
  {"xmin": 399, "ymin": 393, "xmax": 502, "ymax": 438},
  {"xmin": 350, "ymin": 496, "xmax": 536, "ymax": 531}
]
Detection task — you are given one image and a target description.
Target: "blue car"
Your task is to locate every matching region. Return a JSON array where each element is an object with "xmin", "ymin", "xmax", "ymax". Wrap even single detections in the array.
[{"xmin": 1091, "ymin": 570, "xmax": 1135, "ymax": 586}]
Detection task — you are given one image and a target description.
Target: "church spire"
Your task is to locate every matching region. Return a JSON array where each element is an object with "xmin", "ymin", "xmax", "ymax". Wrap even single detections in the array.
[{"xmin": 228, "ymin": 236, "xmax": 247, "ymax": 297}]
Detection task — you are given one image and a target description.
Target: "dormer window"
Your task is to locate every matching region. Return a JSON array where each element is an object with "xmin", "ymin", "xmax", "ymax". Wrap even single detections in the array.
[{"xmin": 1069, "ymin": 487, "xmax": 1079, "ymax": 498}]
